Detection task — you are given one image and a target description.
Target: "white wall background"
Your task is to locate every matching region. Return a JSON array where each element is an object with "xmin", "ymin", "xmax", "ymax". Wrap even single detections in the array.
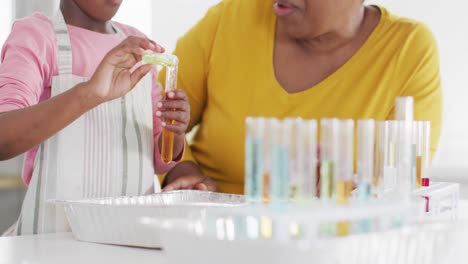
[{"xmin": 0, "ymin": 0, "xmax": 467, "ymax": 179}]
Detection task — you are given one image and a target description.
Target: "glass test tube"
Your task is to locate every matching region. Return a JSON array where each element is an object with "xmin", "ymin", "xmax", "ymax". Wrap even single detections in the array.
[
  {"xmin": 304, "ymin": 120, "xmax": 318, "ymax": 201},
  {"xmin": 289, "ymin": 119, "xmax": 318, "ymax": 202},
  {"xmin": 396, "ymin": 120, "xmax": 413, "ymax": 201},
  {"xmin": 418, "ymin": 121, "xmax": 431, "ymax": 187},
  {"xmin": 337, "ymin": 119, "xmax": 354, "ymax": 236},
  {"xmin": 289, "ymin": 118, "xmax": 303, "ymax": 201},
  {"xmin": 384, "ymin": 121, "xmax": 399, "ymax": 192},
  {"xmin": 319, "ymin": 118, "xmax": 340, "ymax": 201},
  {"xmin": 374, "ymin": 121, "xmax": 388, "ymax": 194},
  {"xmin": 261, "ymin": 118, "xmax": 277, "ymax": 203},
  {"xmin": 357, "ymin": 119, "xmax": 375, "ymax": 201},
  {"xmin": 245, "ymin": 117, "xmax": 265, "ymax": 203},
  {"xmin": 142, "ymin": 51, "xmax": 180, "ymax": 163},
  {"xmin": 271, "ymin": 119, "xmax": 291, "ymax": 205},
  {"xmin": 337, "ymin": 119, "xmax": 354, "ymax": 204},
  {"xmin": 357, "ymin": 120, "xmax": 375, "ymax": 233},
  {"xmin": 395, "ymin": 97, "xmax": 414, "ymax": 200}
]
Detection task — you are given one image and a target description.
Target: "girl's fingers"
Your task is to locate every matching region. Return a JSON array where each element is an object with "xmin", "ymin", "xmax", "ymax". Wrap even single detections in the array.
[{"xmin": 130, "ymin": 64, "xmax": 153, "ymax": 88}]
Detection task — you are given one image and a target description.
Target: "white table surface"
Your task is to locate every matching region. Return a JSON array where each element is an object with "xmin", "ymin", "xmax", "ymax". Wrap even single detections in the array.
[
  {"xmin": 0, "ymin": 233, "xmax": 168, "ymax": 264},
  {"xmin": 2, "ymin": 200, "xmax": 467, "ymax": 264}
]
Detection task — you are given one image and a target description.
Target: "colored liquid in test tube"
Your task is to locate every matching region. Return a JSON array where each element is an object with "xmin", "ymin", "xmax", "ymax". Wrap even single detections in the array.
[
  {"xmin": 319, "ymin": 119, "xmax": 340, "ymax": 201},
  {"xmin": 336, "ymin": 119, "xmax": 354, "ymax": 236},
  {"xmin": 419, "ymin": 121, "xmax": 431, "ymax": 187},
  {"xmin": 271, "ymin": 119, "xmax": 291, "ymax": 205},
  {"xmin": 289, "ymin": 119, "xmax": 318, "ymax": 203},
  {"xmin": 373, "ymin": 121, "xmax": 388, "ymax": 195},
  {"xmin": 142, "ymin": 51, "xmax": 179, "ymax": 163},
  {"xmin": 357, "ymin": 119, "xmax": 375, "ymax": 233},
  {"xmin": 262, "ymin": 118, "xmax": 278, "ymax": 203},
  {"xmin": 245, "ymin": 117, "xmax": 265, "ymax": 203},
  {"xmin": 357, "ymin": 120, "xmax": 375, "ymax": 201}
]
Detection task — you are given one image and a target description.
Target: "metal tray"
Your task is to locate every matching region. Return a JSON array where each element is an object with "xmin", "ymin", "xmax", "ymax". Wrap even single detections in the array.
[{"xmin": 51, "ymin": 190, "xmax": 245, "ymax": 248}]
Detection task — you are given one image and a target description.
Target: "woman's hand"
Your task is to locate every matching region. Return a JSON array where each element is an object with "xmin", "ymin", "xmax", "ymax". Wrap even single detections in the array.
[
  {"xmin": 163, "ymin": 174, "xmax": 218, "ymax": 192},
  {"xmin": 162, "ymin": 161, "xmax": 218, "ymax": 192},
  {"xmin": 156, "ymin": 89, "xmax": 190, "ymax": 135},
  {"xmin": 86, "ymin": 36, "xmax": 164, "ymax": 104}
]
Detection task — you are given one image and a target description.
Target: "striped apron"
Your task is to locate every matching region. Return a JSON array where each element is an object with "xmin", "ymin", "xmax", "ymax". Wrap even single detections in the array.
[{"xmin": 10, "ymin": 10, "xmax": 158, "ymax": 236}]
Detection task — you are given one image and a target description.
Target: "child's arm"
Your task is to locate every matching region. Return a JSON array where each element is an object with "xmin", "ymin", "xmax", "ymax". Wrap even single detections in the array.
[{"xmin": 0, "ymin": 37, "xmax": 162, "ymax": 160}]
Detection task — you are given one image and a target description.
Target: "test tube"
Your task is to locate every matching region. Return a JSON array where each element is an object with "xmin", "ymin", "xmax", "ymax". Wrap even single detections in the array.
[
  {"xmin": 290, "ymin": 119, "xmax": 318, "ymax": 203},
  {"xmin": 271, "ymin": 119, "xmax": 291, "ymax": 205},
  {"xmin": 142, "ymin": 51, "xmax": 180, "ymax": 163},
  {"xmin": 289, "ymin": 118, "xmax": 303, "ymax": 201},
  {"xmin": 384, "ymin": 121, "xmax": 399, "ymax": 192},
  {"xmin": 337, "ymin": 119, "xmax": 354, "ymax": 205},
  {"xmin": 396, "ymin": 120, "xmax": 413, "ymax": 201},
  {"xmin": 319, "ymin": 118, "xmax": 340, "ymax": 201},
  {"xmin": 261, "ymin": 118, "xmax": 278, "ymax": 203},
  {"xmin": 357, "ymin": 119, "xmax": 375, "ymax": 201},
  {"xmin": 357, "ymin": 120, "xmax": 375, "ymax": 232},
  {"xmin": 373, "ymin": 121, "xmax": 387, "ymax": 194},
  {"xmin": 304, "ymin": 120, "xmax": 318, "ymax": 201},
  {"xmin": 411, "ymin": 121, "xmax": 422, "ymax": 190},
  {"xmin": 337, "ymin": 119, "xmax": 354, "ymax": 236},
  {"xmin": 245, "ymin": 117, "xmax": 265, "ymax": 203},
  {"xmin": 419, "ymin": 121, "xmax": 431, "ymax": 187},
  {"xmin": 395, "ymin": 97, "xmax": 414, "ymax": 196}
]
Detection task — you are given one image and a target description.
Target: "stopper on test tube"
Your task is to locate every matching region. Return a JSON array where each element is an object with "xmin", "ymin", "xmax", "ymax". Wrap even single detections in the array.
[{"xmin": 142, "ymin": 51, "xmax": 179, "ymax": 67}]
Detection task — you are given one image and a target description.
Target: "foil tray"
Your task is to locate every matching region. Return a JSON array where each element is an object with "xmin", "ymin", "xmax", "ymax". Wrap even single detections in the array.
[{"xmin": 51, "ymin": 190, "xmax": 245, "ymax": 248}]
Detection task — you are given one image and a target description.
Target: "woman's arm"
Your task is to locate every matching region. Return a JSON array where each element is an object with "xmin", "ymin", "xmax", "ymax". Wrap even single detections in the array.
[{"xmin": 159, "ymin": 2, "xmax": 225, "ymax": 191}]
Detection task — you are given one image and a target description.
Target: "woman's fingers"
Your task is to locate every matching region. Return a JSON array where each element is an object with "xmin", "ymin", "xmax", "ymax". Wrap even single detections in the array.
[
  {"xmin": 157, "ymin": 100, "xmax": 190, "ymax": 112},
  {"xmin": 162, "ymin": 175, "xmax": 204, "ymax": 192},
  {"xmin": 194, "ymin": 177, "xmax": 218, "ymax": 192}
]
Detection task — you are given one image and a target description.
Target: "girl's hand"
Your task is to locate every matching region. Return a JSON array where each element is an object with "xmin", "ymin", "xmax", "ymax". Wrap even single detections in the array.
[
  {"xmin": 156, "ymin": 90, "xmax": 190, "ymax": 135},
  {"xmin": 87, "ymin": 36, "xmax": 164, "ymax": 103}
]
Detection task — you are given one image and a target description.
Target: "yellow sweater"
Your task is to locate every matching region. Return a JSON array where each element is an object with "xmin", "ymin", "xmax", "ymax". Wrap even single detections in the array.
[{"xmin": 162, "ymin": 0, "xmax": 442, "ymax": 194}]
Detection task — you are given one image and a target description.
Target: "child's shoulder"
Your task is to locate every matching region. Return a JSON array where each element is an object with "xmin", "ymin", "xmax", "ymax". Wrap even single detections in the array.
[
  {"xmin": 13, "ymin": 12, "xmax": 54, "ymax": 33},
  {"xmin": 6, "ymin": 13, "xmax": 55, "ymax": 51},
  {"xmin": 112, "ymin": 21, "xmax": 147, "ymax": 38}
]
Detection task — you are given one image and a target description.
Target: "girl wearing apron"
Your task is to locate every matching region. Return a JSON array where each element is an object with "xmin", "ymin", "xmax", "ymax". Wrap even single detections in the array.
[{"xmin": 0, "ymin": 0, "xmax": 190, "ymax": 235}]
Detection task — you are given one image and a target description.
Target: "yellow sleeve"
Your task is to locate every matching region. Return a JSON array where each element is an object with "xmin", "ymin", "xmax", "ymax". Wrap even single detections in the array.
[
  {"xmin": 157, "ymin": 2, "xmax": 224, "ymax": 183},
  {"xmin": 387, "ymin": 23, "xmax": 443, "ymax": 159}
]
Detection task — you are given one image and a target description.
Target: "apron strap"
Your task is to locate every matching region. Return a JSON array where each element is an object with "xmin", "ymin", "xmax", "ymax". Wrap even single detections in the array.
[
  {"xmin": 52, "ymin": 9, "xmax": 127, "ymax": 76},
  {"xmin": 52, "ymin": 10, "xmax": 73, "ymax": 76}
]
